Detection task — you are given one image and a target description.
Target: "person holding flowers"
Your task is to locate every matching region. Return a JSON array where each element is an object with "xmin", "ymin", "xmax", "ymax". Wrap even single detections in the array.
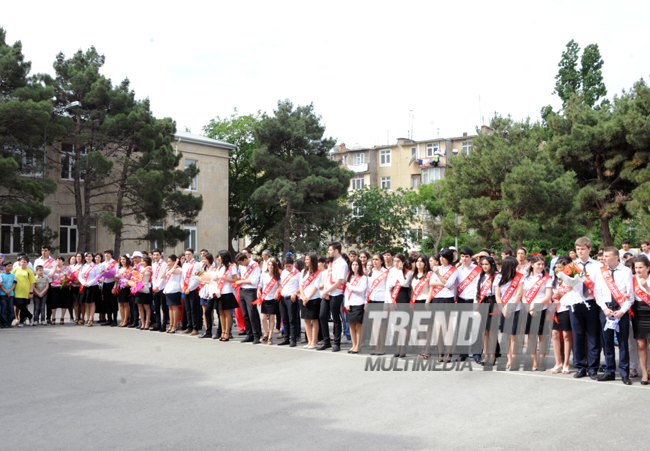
[
  {"xmin": 78, "ymin": 252, "xmax": 102, "ymax": 327},
  {"xmin": 115, "ymin": 255, "xmax": 132, "ymax": 327},
  {"xmin": 163, "ymin": 254, "xmax": 183, "ymax": 333},
  {"xmin": 549, "ymin": 256, "xmax": 576, "ymax": 374},
  {"xmin": 49, "ymin": 257, "xmax": 70, "ymax": 324},
  {"xmin": 133, "ymin": 256, "xmax": 153, "ymax": 331},
  {"xmin": 70, "ymin": 254, "xmax": 83, "ymax": 325},
  {"xmin": 257, "ymin": 257, "xmax": 280, "ymax": 345}
]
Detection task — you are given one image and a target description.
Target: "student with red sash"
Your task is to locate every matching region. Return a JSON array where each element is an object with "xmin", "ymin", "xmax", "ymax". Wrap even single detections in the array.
[
  {"xmin": 150, "ymin": 248, "xmax": 168, "ymax": 332},
  {"xmin": 258, "ymin": 258, "xmax": 280, "ymax": 345},
  {"xmin": 522, "ymin": 255, "xmax": 554, "ymax": 370},
  {"xmin": 427, "ymin": 248, "xmax": 458, "ymax": 304},
  {"xmin": 115, "ymin": 255, "xmax": 132, "ymax": 327},
  {"xmin": 180, "ymin": 248, "xmax": 202, "ymax": 336},
  {"xmin": 358, "ymin": 251, "xmax": 371, "ymax": 276},
  {"xmin": 162, "ymin": 255, "xmax": 182, "ymax": 333},
  {"xmin": 318, "ymin": 241, "xmax": 348, "ymax": 352},
  {"xmin": 234, "ymin": 252, "xmax": 263, "ymax": 344},
  {"xmin": 198, "ymin": 253, "xmax": 218, "ymax": 338},
  {"xmin": 277, "ymin": 255, "xmax": 301, "ymax": 347},
  {"xmin": 594, "ymin": 246, "xmax": 634, "ymax": 385},
  {"xmin": 495, "ymin": 256, "xmax": 524, "ymax": 370},
  {"xmin": 410, "ymin": 255, "xmax": 431, "ymax": 304},
  {"xmin": 456, "ymin": 247, "xmax": 481, "ymax": 304},
  {"xmin": 34, "ymin": 245, "xmax": 55, "ymax": 324},
  {"xmin": 71, "ymin": 253, "xmax": 83, "ymax": 324},
  {"xmin": 367, "ymin": 254, "xmax": 388, "ymax": 303},
  {"xmin": 386, "ymin": 254, "xmax": 412, "ymax": 304},
  {"xmin": 344, "ymin": 259, "xmax": 368, "ymax": 354},
  {"xmin": 569, "ymin": 236, "xmax": 604, "ymax": 379},
  {"xmin": 299, "ymin": 253, "xmax": 322, "ymax": 349},
  {"xmin": 78, "ymin": 252, "xmax": 102, "ymax": 327},
  {"xmin": 632, "ymin": 255, "xmax": 650, "ymax": 384},
  {"xmin": 99, "ymin": 249, "xmax": 119, "ymax": 327},
  {"xmin": 127, "ymin": 251, "xmax": 144, "ymax": 328},
  {"xmin": 550, "ymin": 256, "xmax": 574, "ymax": 375},
  {"xmin": 135, "ymin": 256, "xmax": 153, "ymax": 330},
  {"xmin": 476, "ymin": 256, "xmax": 498, "ymax": 365},
  {"xmin": 211, "ymin": 250, "xmax": 239, "ymax": 341}
]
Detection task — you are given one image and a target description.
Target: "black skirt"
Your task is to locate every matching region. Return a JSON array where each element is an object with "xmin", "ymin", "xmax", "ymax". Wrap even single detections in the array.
[
  {"xmin": 632, "ymin": 301, "xmax": 650, "ymax": 339},
  {"xmin": 525, "ymin": 309, "xmax": 547, "ymax": 335},
  {"xmin": 481, "ymin": 295, "xmax": 497, "ymax": 330},
  {"xmin": 552, "ymin": 310, "xmax": 572, "ymax": 332},
  {"xmin": 394, "ymin": 288, "xmax": 411, "ymax": 304},
  {"xmin": 166, "ymin": 292, "xmax": 182, "ymax": 306},
  {"xmin": 69, "ymin": 286, "xmax": 80, "ymax": 306},
  {"xmin": 347, "ymin": 305, "xmax": 365, "ymax": 324},
  {"xmin": 432, "ymin": 296, "xmax": 455, "ymax": 304},
  {"xmin": 95, "ymin": 284, "xmax": 106, "ymax": 314},
  {"xmin": 301, "ymin": 298, "xmax": 321, "ymax": 320},
  {"xmin": 80, "ymin": 285, "xmax": 100, "ymax": 304},
  {"xmin": 261, "ymin": 299, "xmax": 279, "ymax": 315},
  {"xmin": 217, "ymin": 293, "xmax": 238, "ymax": 311},
  {"xmin": 117, "ymin": 287, "xmax": 130, "ymax": 304},
  {"xmin": 50, "ymin": 286, "xmax": 70, "ymax": 309},
  {"xmin": 136, "ymin": 292, "xmax": 150, "ymax": 305},
  {"xmin": 500, "ymin": 309, "xmax": 521, "ymax": 335}
]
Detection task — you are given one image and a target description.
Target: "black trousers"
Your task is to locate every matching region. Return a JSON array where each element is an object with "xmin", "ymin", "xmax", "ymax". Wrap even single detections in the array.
[
  {"xmin": 319, "ymin": 294, "xmax": 343, "ymax": 346},
  {"xmin": 240, "ymin": 288, "xmax": 262, "ymax": 339},
  {"xmin": 205, "ymin": 297, "xmax": 216, "ymax": 335},
  {"xmin": 279, "ymin": 296, "xmax": 299, "ymax": 340},
  {"xmin": 15, "ymin": 297, "xmax": 33, "ymax": 323},
  {"xmin": 152, "ymin": 290, "xmax": 168, "ymax": 328},
  {"xmin": 103, "ymin": 282, "xmax": 117, "ymax": 321},
  {"xmin": 46, "ymin": 283, "xmax": 52, "ymax": 321},
  {"xmin": 569, "ymin": 300, "xmax": 601, "ymax": 373},
  {"xmin": 129, "ymin": 295, "xmax": 139, "ymax": 324},
  {"xmin": 184, "ymin": 289, "xmax": 202, "ymax": 332},
  {"xmin": 600, "ymin": 306, "xmax": 630, "ymax": 377}
]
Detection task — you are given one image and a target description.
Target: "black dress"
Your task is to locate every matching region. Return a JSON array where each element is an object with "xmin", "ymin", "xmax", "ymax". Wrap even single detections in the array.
[
  {"xmin": 394, "ymin": 288, "xmax": 411, "ymax": 304},
  {"xmin": 632, "ymin": 301, "xmax": 650, "ymax": 339},
  {"xmin": 301, "ymin": 298, "xmax": 321, "ymax": 320},
  {"xmin": 50, "ymin": 286, "xmax": 70, "ymax": 309},
  {"xmin": 552, "ymin": 310, "xmax": 572, "ymax": 332},
  {"xmin": 347, "ymin": 305, "xmax": 365, "ymax": 324},
  {"xmin": 261, "ymin": 299, "xmax": 279, "ymax": 315}
]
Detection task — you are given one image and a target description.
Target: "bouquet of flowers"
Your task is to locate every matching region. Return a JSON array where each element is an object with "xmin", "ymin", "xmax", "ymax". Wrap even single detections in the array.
[
  {"xmin": 126, "ymin": 269, "xmax": 144, "ymax": 294},
  {"xmin": 555, "ymin": 262, "xmax": 588, "ymax": 310},
  {"xmin": 98, "ymin": 266, "xmax": 117, "ymax": 283}
]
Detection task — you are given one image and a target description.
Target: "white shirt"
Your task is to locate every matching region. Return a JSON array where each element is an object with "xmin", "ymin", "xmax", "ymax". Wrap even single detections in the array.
[
  {"xmin": 594, "ymin": 263, "xmax": 634, "ymax": 314},
  {"xmin": 574, "ymin": 258, "xmax": 603, "ymax": 301},
  {"xmin": 34, "ymin": 256, "xmax": 56, "ymax": 282},
  {"xmin": 367, "ymin": 267, "xmax": 388, "ymax": 302},
  {"xmin": 181, "ymin": 260, "xmax": 201, "ymax": 292},
  {"xmin": 385, "ymin": 268, "xmax": 413, "ymax": 302},
  {"xmin": 327, "ymin": 256, "xmax": 348, "ymax": 296},
  {"xmin": 475, "ymin": 272, "xmax": 496, "ymax": 302},
  {"xmin": 216, "ymin": 264, "xmax": 237, "ymax": 295},
  {"xmin": 78, "ymin": 263, "xmax": 101, "ymax": 287},
  {"xmin": 239, "ymin": 263, "xmax": 261, "ymax": 289},
  {"xmin": 163, "ymin": 267, "xmax": 182, "ymax": 294},
  {"xmin": 620, "ymin": 248, "xmax": 638, "ymax": 260},
  {"xmin": 151, "ymin": 259, "xmax": 168, "ymax": 291},
  {"xmin": 456, "ymin": 263, "xmax": 480, "ymax": 300},
  {"xmin": 345, "ymin": 275, "xmax": 368, "ymax": 307},
  {"xmin": 494, "ymin": 273, "xmax": 522, "ymax": 312},
  {"xmin": 136, "ymin": 266, "xmax": 152, "ymax": 294},
  {"xmin": 300, "ymin": 270, "xmax": 322, "ymax": 300},
  {"xmin": 522, "ymin": 273, "xmax": 554, "ymax": 310},
  {"xmin": 279, "ymin": 268, "xmax": 301, "ymax": 297},
  {"xmin": 634, "ymin": 275, "xmax": 650, "ymax": 304},
  {"xmin": 99, "ymin": 258, "xmax": 118, "ymax": 284},
  {"xmin": 259, "ymin": 272, "xmax": 279, "ymax": 300},
  {"xmin": 411, "ymin": 272, "xmax": 431, "ymax": 301},
  {"xmin": 69, "ymin": 264, "xmax": 81, "ymax": 286},
  {"xmin": 430, "ymin": 265, "xmax": 458, "ymax": 299}
]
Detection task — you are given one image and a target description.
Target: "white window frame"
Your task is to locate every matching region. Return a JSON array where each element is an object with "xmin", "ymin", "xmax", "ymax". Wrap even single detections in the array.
[
  {"xmin": 185, "ymin": 159, "xmax": 198, "ymax": 191},
  {"xmin": 340, "ymin": 155, "xmax": 347, "ymax": 166},
  {"xmin": 61, "ymin": 143, "xmax": 88, "ymax": 181},
  {"xmin": 150, "ymin": 220, "xmax": 164, "ymax": 250},
  {"xmin": 379, "ymin": 149, "xmax": 392, "ymax": 166},
  {"xmin": 380, "ymin": 176, "xmax": 391, "ymax": 190},
  {"xmin": 410, "ymin": 147, "xmax": 418, "ymax": 159},
  {"xmin": 411, "ymin": 175, "xmax": 421, "ymax": 189},
  {"xmin": 421, "ymin": 167, "xmax": 442, "ymax": 184},
  {"xmin": 184, "ymin": 223, "xmax": 197, "ymax": 250},
  {"xmin": 59, "ymin": 216, "xmax": 78, "ymax": 254},
  {"xmin": 1, "ymin": 215, "xmax": 41, "ymax": 255},
  {"xmin": 351, "ymin": 176, "xmax": 365, "ymax": 190},
  {"xmin": 461, "ymin": 140, "xmax": 473, "ymax": 154},
  {"xmin": 353, "ymin": 153, "xmax": 365, "ymax": 165},
  {"xmin": 426, "ymin": 142, "xmax": 440, "ymax": 158}
]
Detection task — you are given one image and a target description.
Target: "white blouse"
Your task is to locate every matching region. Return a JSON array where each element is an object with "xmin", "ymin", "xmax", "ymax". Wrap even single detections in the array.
[
  {"xmin": 367, "ymin": 267, "xmax": 388, "ymax": 302},
  {"xmin": 386, "ymin": 268, "xmax": 413, "ymax": 302},
  {"xmin": 163, "ymin": 267, "xmax": 182, "ymax": 294},
  {"xmin": 522, "ymin": 273, "xmax": 554, "ymax": 310},
  {"xmin": 345, "ymin": 275, "xmax": 368, "ymax": 307},
  {"xmin": 260, "ymin": 272, "xmax": 279, "ymax": 301},
  {"xmin": 494, "ymin": 273, "xmax": 523, "ymax": 312},
  {"xmin": 429, "ymin": 265, "xmax": 458, "ymax": 299},
  {"xmin": 411, "ymin": 272, "xmax": 431, "ymax": 301},
  {"xmin": 78, "ymin": 263, "xmax": 101, "ymax": 287},
  {"xmin": 300, "ymin": 270, "xmax": 322, "ymax": 300}
]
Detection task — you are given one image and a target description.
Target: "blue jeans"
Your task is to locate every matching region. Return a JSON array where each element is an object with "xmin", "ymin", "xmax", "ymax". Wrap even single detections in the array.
[
  {"xmin": 341, "ymin": 302, "xmax": 351, "ymax": 340},
  {"xmin": 0, "ymin": 295, "xmax": 14, "ymax": 325}
]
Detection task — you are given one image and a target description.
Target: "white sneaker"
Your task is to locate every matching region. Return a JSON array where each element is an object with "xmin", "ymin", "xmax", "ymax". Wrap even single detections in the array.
[
  {"xmin": 24, "ymin": 319, "xmax": 30, "ymax": 326},
  {"xmin": 12, "ymin": 319, "xmax": 18, "ymax": 326},
  {"xmin": 32, "ymin": 321, "xmax": 37, "ymax": 326},
  {"xmin": 18, "ymin": 322, "xmax": 24, "ymax": 327}
]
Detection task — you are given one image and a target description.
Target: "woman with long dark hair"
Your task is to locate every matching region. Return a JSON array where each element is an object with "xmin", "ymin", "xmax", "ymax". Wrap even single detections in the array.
[
  {"xmin": 48, "ymin": 257, "xmax": 69, "ymax": 325},
  {"xmin": 411, "ymin": 254, "xmax": 431, "ymax": 304},
  {"xmin": 387, "ymin": 253, "xmax": 412, "ymax": 304},
  {"xmin": 550, "ymin": 255, "xmax": 574, "ymax": 374},
  {"xmin": 115, "ymin": 255, "xmax": 132, "ymax": 327},
  {"xmin": 516, "ymin": 247, "xmax": 530, "ymax": 274},
  {"xmin": 199, "ymin": 252, "xmax": 217, "ymax": 338},
  {"xmin": 522, "ymin": 255, "xmax": 553, "ymax": 370},
  {"xmin": 495, "ymin": 256, "xmax": 524, "ymax": 370},
  {"xmin": 163, "ymin": 254, "xmax": 183, "ymax": 333},
  {"xmin": 70, "ymin": 253, "xmax": 83, "ymax": 325},
  {"xmin": 258, "ymin": 257, "xmax": 281, "ymax": 345},
  {"xmin": 632, "ymin": 255, "xmax": 650, "ymax": 385},
  {"xmin": 300, "ymin": 253, "xmax": 322, "ymax": 349},
  {"xmin": 358, "ymin": 251, "xmax": 371, "ymax": 276},
  {"xmin": 78, "ymin": 252, "xmax": 101, "ymax": 327},
  {"xmin": 215, "ymin": 250, "xmax": 239, "ymax": 341},
  {"xmin": 476, "ymin": 256, "xmax": 498, "ymax": 365},
  {"xmin": 135, "ymin": 256, "xmax": 153, "ymax": 330},
  {"xmin": 367, "ymin": 254, "xmax": 387, "ymax": 303},
  {"xmin": 427, "ymin": 248, "xmax": 459, "ymax": 362},
  {"xmin": 344, "ymin": 259, "xmax": 368, "ymax": 354}
]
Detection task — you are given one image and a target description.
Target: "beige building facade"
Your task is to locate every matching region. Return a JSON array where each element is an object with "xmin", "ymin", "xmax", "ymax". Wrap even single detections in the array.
[{"xmin": 1, "ymin": 131, "xmax": 232, "ymax": 259}]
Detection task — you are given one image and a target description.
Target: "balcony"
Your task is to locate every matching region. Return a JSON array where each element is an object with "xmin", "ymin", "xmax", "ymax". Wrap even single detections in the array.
[
  {"xmin": 347, "ymin": 162, "xmax": 369, "ymax": 173},
  {"xmin": 418, "ymin": 156, "xmax": 446, "ymax": 167}
]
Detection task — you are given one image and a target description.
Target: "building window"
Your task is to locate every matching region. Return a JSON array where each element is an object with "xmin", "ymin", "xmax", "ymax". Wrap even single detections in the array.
[
  {"xmin": 1, "ymin": 215, "xmax": 41, "ymax": 255},
  {"xmin": 185, "ymin": 159, "xmax": 198, "ymax": 191},
  {"xmin": 461, "ymin": 140, "xmax": 473, "ymax": 154},
  {"xmin": 351, "ymin": 176, "xmax": 365, "ymax": 190},
  {"xmin": 184, "ymin": 223, "xmax": 197, "ymax": 250},
  {"xmin": 426, "ymin": 142, "xmax": 439, "ymax": 157},
  {"xmin": 380, "ymin": 176, "xmax": 391, "ymax": 190},
  {"xmin": 422, "ymin": 167, "xmax": 442, "ymax": 184},
  {"xmin": 59, "ymin": 216, "xmax": 77, "ymax": 254},
  {"xmin": 150, "ymin": 220, "xmax": 164, "ymax": 250},
  {"xmin": 353, "ymin": 153, "xmax": 365, "ymax": 165},
  {"xmin": 340, "ymin": 155, "xmax": 347, "ymax": 166},
  {"xmin": 411, "ymin": 175, "xmax": 421, "ymax": 189},
  {"xmin": 411, "ymin": 228, "xmax": 423, "ymax": 242},
  {"xmin": 60, "ymin": 144, "xmax": 88, "ymax": 181},
  {"xmin": 350, "ymin": 202, "xmax": 360, "ymax": 217},
  {"xmin": 379, "ymin": 149, "xmax": 391, "ymax": 166},
  {"xmin": 411, "ymin": 147, "xmax": 418, "ymax": 160}
]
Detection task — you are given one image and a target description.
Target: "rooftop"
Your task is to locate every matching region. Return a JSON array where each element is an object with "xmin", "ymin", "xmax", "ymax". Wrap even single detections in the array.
[{"xmin": 174, "ymin": 131, "xmax": 237, "ymax": 151}]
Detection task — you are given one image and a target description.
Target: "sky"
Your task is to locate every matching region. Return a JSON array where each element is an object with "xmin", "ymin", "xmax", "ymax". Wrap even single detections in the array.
[{"xmin": 4, "ymin": 1, "xmax": 650, "ymax": 148}]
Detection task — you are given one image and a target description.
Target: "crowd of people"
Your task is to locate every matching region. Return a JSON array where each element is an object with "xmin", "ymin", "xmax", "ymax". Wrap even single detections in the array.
[{"xmin": 1, "ymin": 237, "xmax": 649, "ymax": 385}]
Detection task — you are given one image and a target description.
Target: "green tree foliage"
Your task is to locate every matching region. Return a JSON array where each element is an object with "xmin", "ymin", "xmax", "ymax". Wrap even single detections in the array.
[
  {"xmin": 444, "ymin": 115, "xmax": 579, "ymax": 249},
  {"xmin": 251, "ymin": 100, "xmax": 351, "ymax": 254},
  {"xmin": 347, "ymin": 187, "xmax": 415, "ymax": 254},
  {"xmin": 0, "ymin": 27, "xmax": 56, "ymax": 220},
  {"xmin": 406, "ymin": 181, "xmax": 459, "ymax": 254},
  {"xmin": 203, "ymin": 110, "xmax": 280, "ymax": 255}
]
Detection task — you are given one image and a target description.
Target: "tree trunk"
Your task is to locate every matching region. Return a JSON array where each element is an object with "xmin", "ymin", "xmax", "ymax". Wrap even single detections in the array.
[
  {"xmin": 283, "ymin": 203, "xmax": 292, "ymax": 255},
  {"xmin": 113, "ymin": 148, "xmax": 131, "ymax": 257},
  {"xmin": 73, "ymin": 114, "xmax": 88, "ymax": 254},
  {"xmin": 600, "ymin": 215, "xmax": 614, "ymax": 247}
]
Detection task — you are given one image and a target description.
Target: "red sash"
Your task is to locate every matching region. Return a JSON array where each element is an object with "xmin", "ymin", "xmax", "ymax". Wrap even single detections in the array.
[
  {"xmin": 254, "ymin": 277, "xmax": 278, "ymax": 305},
  {"xmin": 215, "ymin": 264, "xmax": 234, "ymax": 296},
  {"xmin": 153, "ymin": 260, "xmax": 165, "ymax": 282},
  {"xmin": 524, "ymin": 274, "xmax": 552, "ymax": 303},
  {"xmin": 164, "ymin": 266, "xmax": 175, "ymax": 283},
  {"xmin": 429, "ymin": 266, "xmax": 457, "ymax": 299},
  {"xmin": 457, "ymin": 266, "xmax": 482, "ymax": 298},
  {"xmin": 42, "ymin": 257, "xmax": 55, "ymax": 269},
  {"xmin": 500, "ymin": 272, "xmax": 523, "ymax": 305},
  {"xmin": 276, "ymin": 268, "xmax": 299, "ymax": 300},
  {"xmin": 390, "ymin": 270, "xmax": 410, "ymax": 303},
  {"xmin": 328, "ymin": 260, "xmax": 347, "ymax": 292},
  {"xmin": 182, "ymin": 260, "xmax": 197, "ymax": 291},
  {"xmin": 79, "ymin": 263, "xmax": 96, "ymax": 292},
  {"xmin": 633, "ymin": 276, "xmax": 650, "ymax": 308},
  {"xmin": 410, "ymin": 273, "xmax": 432, "ymax": 303},
  {"xmin": 199, "ymin": 266, "xmax": 218, "ymax": 290},
  {"xmin": 347, "ymin": 275, "xmax": 362, "ymax": 300},
  {"xmin": 241, "ymin": 262, "xmax": 259, "ymax": 284},
  {"xmin": 601, "ymin": 266, "xmax": 627, "ymax": 309},
  {"xmin": 366, "ymin": 270, "xmax": 389, "ymax": 302},
  {"xmin": 583, "ymin": 275, "xmax": 595, "ymax": 297},
  {"xmin": 302, "ymin": 270, "xmax": 321, "ymax": 289},
  {"xmin": 477, "ymin": 275, "xmax": 494, "ymax": 303}
]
